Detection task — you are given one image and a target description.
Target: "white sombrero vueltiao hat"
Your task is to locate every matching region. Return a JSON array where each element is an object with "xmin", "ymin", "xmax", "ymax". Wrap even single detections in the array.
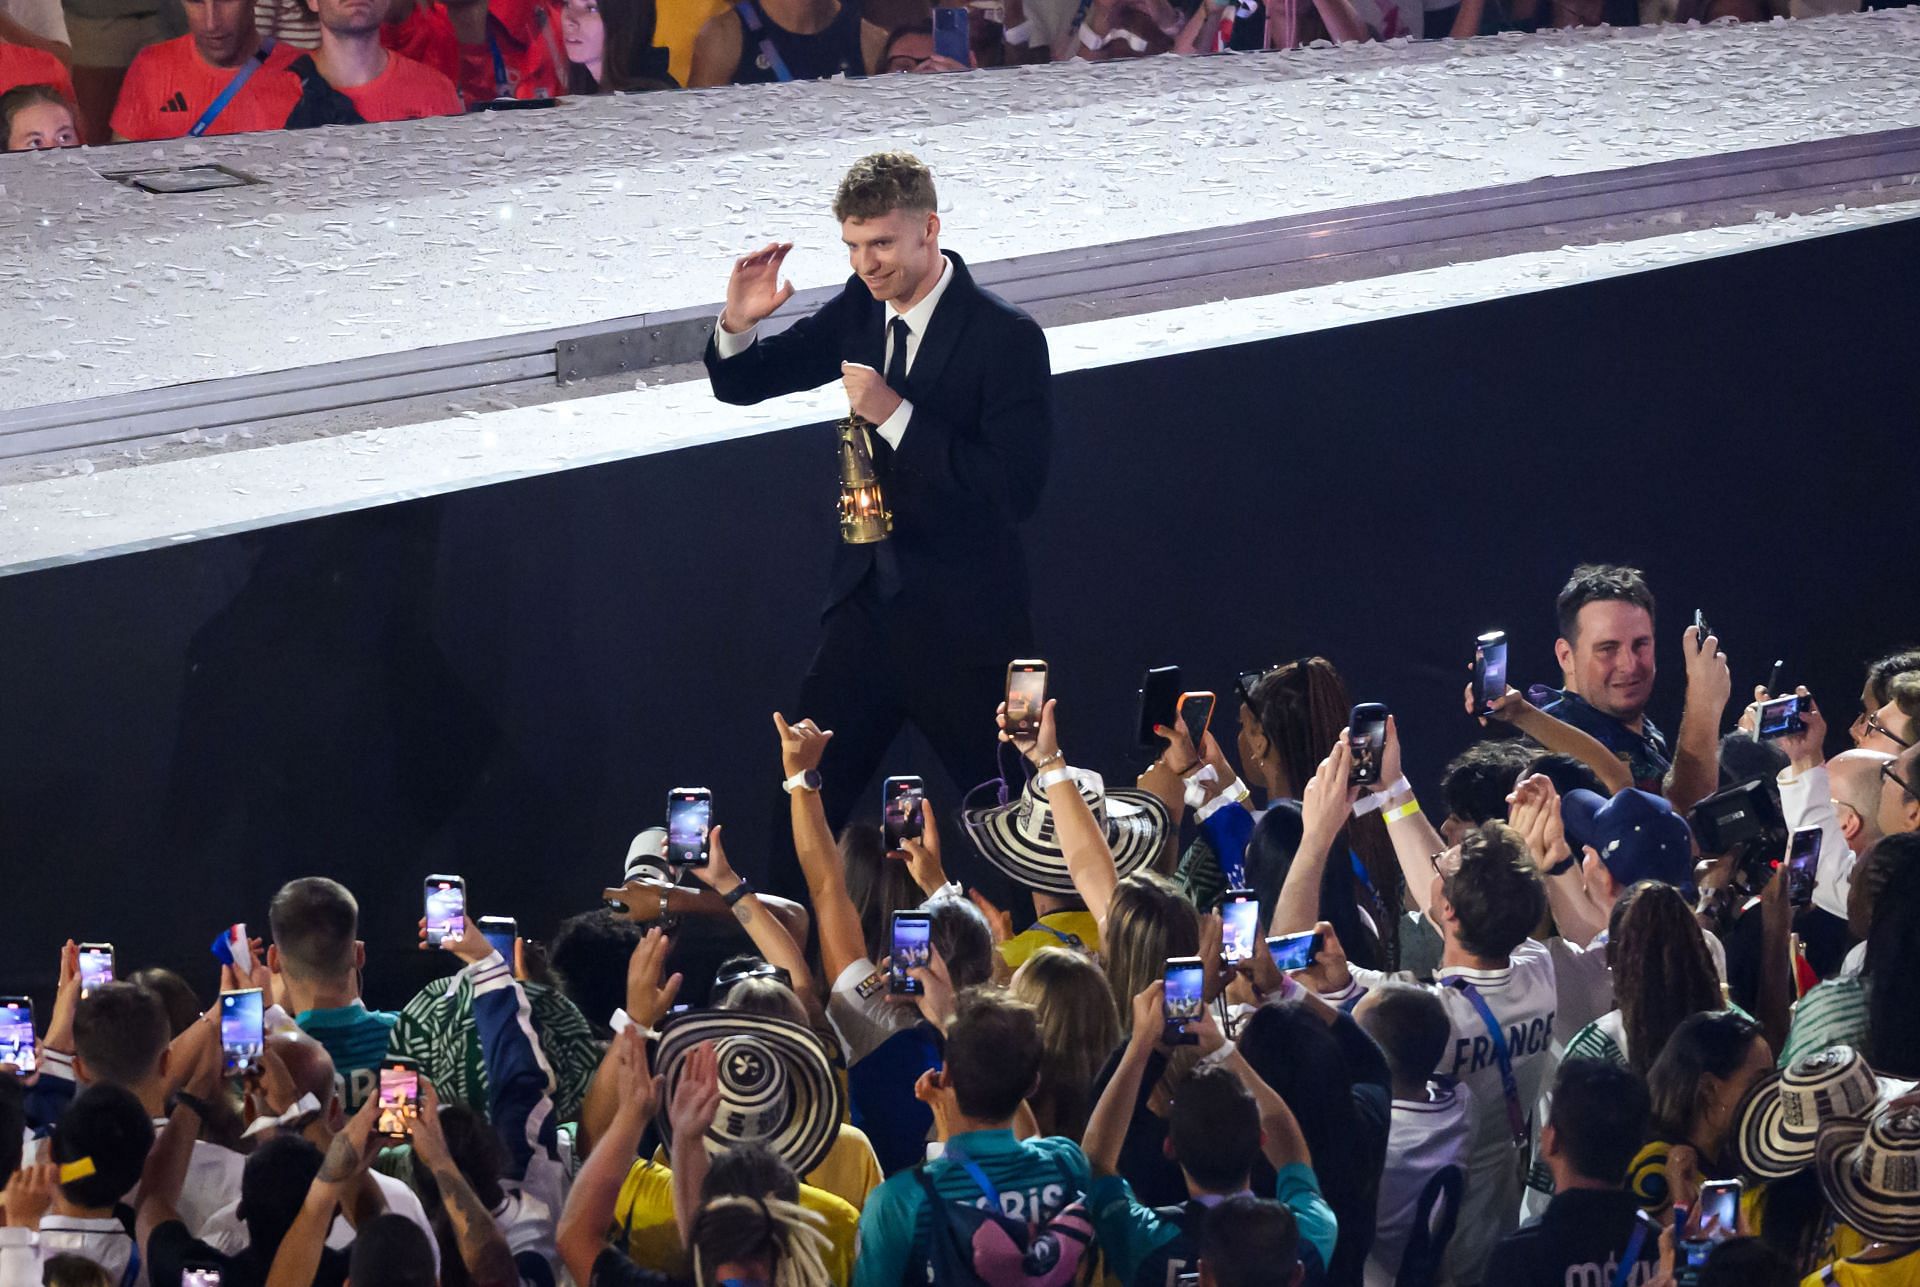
[
  {"xmin": 654, "ymin": 1011, "xmax": 845, "ymax": 1178},
  {"xmin": 1732, "ymin": 1045, "xmax": 1914, "ymax": 1181},
  {"xmin": 960, "ymin": 770, "xmax": 1171, "ymax": 897},
  {"xmin": 1814, "ymin": 1100, "xmax": 1920, "ymax": 1243}
]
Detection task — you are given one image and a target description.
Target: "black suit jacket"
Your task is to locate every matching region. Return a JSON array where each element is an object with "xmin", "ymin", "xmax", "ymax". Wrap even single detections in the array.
[{"xmin": 705, "ymin": 251, "xmax": 1052, "ymax": 660}]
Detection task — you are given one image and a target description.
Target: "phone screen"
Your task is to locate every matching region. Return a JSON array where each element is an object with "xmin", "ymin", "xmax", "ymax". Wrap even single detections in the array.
[
  {"xmin": 1267, "ymin": 931, "xmax": 1319, "ymax": 972},
  {"xmin": 0, "ymin": 999, "xmax": 36, "ymax": 1074},
  {"xmin": 479, "ymin": 917, "xmax": 517, "ymax": 961},
  {"xmin": 933, "ymin": 4, "xmax": 969, "ymax": 63},
  {"xmin": 182, "ymin": 1268, "xmax": 224, "ymax": 1287},
  {"xmin": 1179, "ymin": 692, "xmax": 1215, "ymax": 752},
  {"xmin": 890, "ymin": 914, "xmax": 931, "ymax": 996},
  {"xmin": 220, "ymin": 989, "xmax": 263, "ymax": 1074},
  {"xmin": 377, "ymin": 1063, "xmax": 420, "ymax": 1136},
  {"xmin": 1220, "ymin": 894, "xmax": 1258, "ymax": 965},
  {"xmin": 1162, "ymin": 959, "xmax": 1204, "ymax": 1045},
  {"xmin": 1786, "ymin": 828, "xmax": 1821, "ymax": 907},
  {"xmin": 1137, "ymin": 666, "xmax": 1183, "ymax": 748},
  {"xmin": 424, "ymin": 877, "xmax": 466, "ymax": 947},
  {"xmin": 1475, "ymin": 632, "xmax": 1508, "ymax": 712},
  {"xmin": 883, "ymin": 777, "xmax": 926, "ymax": 850},
  {"xmin": 79, "ymin": 947, "xmax": 114, "ymax": 997},
  {"xmin": 667, "ymin": 791, "xmax": 712, "ymax": 867},
  {"xmin": 1348, "ymin": 704, "xmax": 1388, "ymax": 785},
  {"xmin": 1686, "ymin": 1182, "xmax": 1741, "ymax": 1262},
  {"xmin": 1006, "ymin": 662, "xmax": 1047, "ymax": 737},
  {"xmin": 1756, "ymin": 695, "xmax": 1805, "ymax": 740}
]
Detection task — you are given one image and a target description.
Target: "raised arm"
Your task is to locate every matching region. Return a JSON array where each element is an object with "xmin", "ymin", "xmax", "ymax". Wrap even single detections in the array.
[
  {"xmin": 1666, "ymin": 624, "xmax": 1732, "ymax": 816},
  {"xmin": 579, "ymin": 929, "xmax": 681, "ymax": 1157},
  {"xmin": 777, "ymin": 713, "xmax": 869, "ymax": 987},
  {"xmin": 1083, "ymin": 984, "xmax": 1163, "ymax": 1176},
  {"xmin": 667, "ymin": 1042, "xmax": 723, "ymax": 1245},
  {"xmin": 412, "ymin": 1079, "xmax": 517, "ymax": 1287},
  {"xmin": 1272, "ymin": 734, "xmax": 1357, "ymax": 936},
  {"xmin": 267, "ymin": 1095, "xmax": 380, "ymax": 1287},
  {"xmin": 557, "ymin": 1030, "xmax": 661, "ymax": 1287},
  {"xmin": 1476, "ymin": 686, "xmax": 1633, "ymax": 795},
  {"xmin": 690, "ymin": 826, "xmax": 818, "ymax": 1009},
  {"xmin": 1507, "ymin": 775, "xmax": 1609, "ymax": 947},
  {"xmin": 1001, "ymin": 700, "xmax": 1122, "ymax": 928},
  {"xmin": 1372, "ymin": 717, "xmax": 1450, "ymax": 919}
]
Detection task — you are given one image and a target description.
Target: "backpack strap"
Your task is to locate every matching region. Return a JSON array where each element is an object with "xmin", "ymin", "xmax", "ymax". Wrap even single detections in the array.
[
  {"xmin": 733, "ymin": 1, "xmax": 794, "ymax": 82},
  {"xmin": 1611, "ymin": 1219, "xmax": 1649, "ymax": 1287}
]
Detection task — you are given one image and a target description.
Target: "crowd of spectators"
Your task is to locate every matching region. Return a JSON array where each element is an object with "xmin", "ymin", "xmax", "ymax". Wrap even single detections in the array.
[
  {"xmin": 4, "ymin": 560, "xmax": 1920, "ymax": 1287},
  {"xmin": 0, "ymin": 0, "xmax": 1912, "ymax": 151}
]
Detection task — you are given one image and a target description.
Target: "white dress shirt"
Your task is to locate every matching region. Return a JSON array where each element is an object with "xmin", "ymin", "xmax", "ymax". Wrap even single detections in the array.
[
  {"xmin": 712, "ymin": 253, "xmax": 957, "ymax": 449},
  {"xmin": 1777, "ymin": 762, "xmax": 1856, "ymax": 918}
]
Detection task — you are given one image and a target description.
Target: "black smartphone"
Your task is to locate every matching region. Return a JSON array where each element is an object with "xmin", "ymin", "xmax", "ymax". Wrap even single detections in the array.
[
  {"xmin": 1785, "ymin": 828, "xmax": 1821, "ymax": 908},
  {"xmin": 1755, "ymin": 694, "xmax": 1808, "ymax": 740},
  {"xmin": 219, "ymin": 988, "xmax": 263, "ymax": 1076},
  {"xmin": 890, "ymin": 912, "xmax": 931, "ymax": 996},
  {"xmin": 1694, "ymin": 608, "xmax": 1712, "ymax": 651},
  {"xmin": 1220, "ymin": 890, "xmax": 1258, "ymax": 966},
  {"xmin": 424, "ymin": 874, "xmax": 467, "ymax": 948},
  {"xmin": 1266, "ymin": 930, "xmax": 1321, "ymax": 972},
  {"xmin": 1678, "ymin": 1179, "xmax": 1741, "ymax": 1279},
  {"xmin": 883, "ymin": 776, "xmax": 926, "ymax": 850},
  {"xmin": 933, "ymin": 4, "xmax": 969, "ymax": 62},
  {"xmin": 1162, "ymin": 957, "xmax": 1205, "ymax": 1046},
  {"xmin": 376, "ymin": 1058, "xmax": 421, "ymax": 1138},
  {"xmin": 1348, "ymin": 703, "xmax": 1389, "ymax": 786},
  {"xmin": 79, "ymin": 943, "xmax": 115, "ymax": 998},
  {"xmin": 0, "ymin": 997, "xmax": 36, "ymax": 1075},
  {"xmin": 1136, "ymin": 665, "xmax": 1184, "ymax": 749},
  {"xmin": 666, "ymin": 788, "xmax": 712, "ymax": 867},
  {"xmin": 478, "ymin": 915, "xmax": 518, "ymax": 961},
  {"xmin": 1006, "ymin": 660, "xmax": 1048, "ymax": 738},
  {"xmin": 1473, "ymin": 631, "xmax": 1508, "ymax": 715},
  {"xmin": 1178, "ymin": 691, "xmax": 1216, "ymax": 753}
]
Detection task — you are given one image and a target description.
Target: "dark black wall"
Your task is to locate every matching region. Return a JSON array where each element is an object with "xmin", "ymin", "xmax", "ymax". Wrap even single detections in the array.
[{"xmin": 3, "ymin": 216, "xmax": 1915, "ymax": 1008}]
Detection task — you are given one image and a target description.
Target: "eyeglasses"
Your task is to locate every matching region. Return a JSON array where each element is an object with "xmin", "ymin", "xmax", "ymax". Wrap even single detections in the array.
[
  {"xmin": 1428, "ymin": 846, "xmax": 1463, "ymax": 878},
  {"xmin": 1884, "ymin": 759, "xmax": 1920, "ymax": 802},
  {"xmin": 1862, "ymin": 709, "xmax": 1915, "ymax": 750}
]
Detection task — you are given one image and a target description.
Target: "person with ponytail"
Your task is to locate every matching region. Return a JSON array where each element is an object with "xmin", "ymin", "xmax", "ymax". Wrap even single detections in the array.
[{"xmin": 691, "ymin": 1193, "xmax": 834, "ymax": 1287}]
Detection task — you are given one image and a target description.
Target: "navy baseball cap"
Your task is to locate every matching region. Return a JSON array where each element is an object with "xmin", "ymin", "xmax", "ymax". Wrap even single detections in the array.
[{"xmin": 1562, "ymin": 787, "xmax": 1695, "ymax": 889}]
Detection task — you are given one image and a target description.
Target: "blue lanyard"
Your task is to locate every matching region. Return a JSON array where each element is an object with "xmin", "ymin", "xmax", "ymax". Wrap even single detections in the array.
[
  {"xmin": 1612, "ymin": 1220, "xmax": 1648, "ymax": 1287},
  {"xmin": 488, "ymin": 33, "xmax": 510, "ymax": 95},
  {"xmin": 734, "ymin": 1, "xmax": 793, "ymax": 81},
  {"xmin": 188, "ymin": 37, "xmax": 276, "ymax": 137},
  {"xmin": 1444, "ymin": 977, "xmax": 1527, "ymax": 1149}
]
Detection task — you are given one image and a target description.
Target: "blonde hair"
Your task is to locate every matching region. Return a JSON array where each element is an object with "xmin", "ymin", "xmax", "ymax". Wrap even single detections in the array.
[
  {"xmin": 691, "ymin": 1194, "xmax": 833, "ymax": 1287},
  {"xmin": 1102, "ymin": 872, "xmax": 1199, "ymax": 1036},
  {"xmin": 1010, "ymin": 947, "xmax": 1120, "ymax": 1138}
]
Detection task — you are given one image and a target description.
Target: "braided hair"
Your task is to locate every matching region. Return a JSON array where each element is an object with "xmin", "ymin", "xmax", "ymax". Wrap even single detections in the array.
[
  {"xmin": 690, "ymin": 1194, "xmax": 833, "ymax": 1287},
  {"xmin": 1611, "ymin": 881, "xmax": 1723, "ymax": 1076}
]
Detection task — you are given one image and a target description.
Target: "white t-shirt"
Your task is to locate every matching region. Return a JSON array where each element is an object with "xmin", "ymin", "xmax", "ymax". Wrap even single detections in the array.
[
  {"xmin": 1365, "ymin": 1081, "xmax": 1474, "ymax": 1287},
  {"xmin": 0, "ymin": 0, "xmax": 69, "ymax": 46},
  {"xmin": 198, "ymin": 1171, "xmax": 440, "ymax": 1271},
  {"xmin": 827, "ymin": 957, "xmax": 917, "ymax": 1066}
]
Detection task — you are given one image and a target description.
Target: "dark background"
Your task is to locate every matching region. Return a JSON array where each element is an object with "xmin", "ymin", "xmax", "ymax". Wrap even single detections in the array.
[{"xmin": 3, "ymin": 217, "xmax": 1915, "ymax": 1011}]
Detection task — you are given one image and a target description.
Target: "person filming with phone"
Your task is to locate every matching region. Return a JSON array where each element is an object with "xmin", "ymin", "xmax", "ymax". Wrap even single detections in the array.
[{"xmin": 706, "ymin": 152, "xmax": 1053, "ymax": 886}]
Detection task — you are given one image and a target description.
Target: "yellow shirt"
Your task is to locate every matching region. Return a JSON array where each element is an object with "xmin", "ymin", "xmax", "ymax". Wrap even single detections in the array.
[
  {"xmin": 1801, "ymin": 1254, "xmax": 1920, "ymax": 1287},
  {"xmin": 653, "ymin": 0, "xmax": 730, "ymax": 87},
  {"xmin": 998, "ymin": 910, "xmax": 1100, "ymax": 970},
  {"xmin": 613, "ymin": 1157, "xmax": 860, "ymax": 1287},
  {"xmin": 803, "ymin": 1122, "xmax": 885, "ymax": 1212}
]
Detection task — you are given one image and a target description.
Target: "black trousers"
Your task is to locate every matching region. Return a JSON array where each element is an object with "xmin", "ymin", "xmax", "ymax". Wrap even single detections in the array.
[{"xmin": 770, "ymin": 585, "xmax": 1027, "ymax": 905}]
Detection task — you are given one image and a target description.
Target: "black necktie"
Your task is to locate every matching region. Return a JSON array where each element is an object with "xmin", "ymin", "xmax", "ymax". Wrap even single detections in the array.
[{"xmin": 885, "ymin": 317, "xmax": 911, "ymax": 392}]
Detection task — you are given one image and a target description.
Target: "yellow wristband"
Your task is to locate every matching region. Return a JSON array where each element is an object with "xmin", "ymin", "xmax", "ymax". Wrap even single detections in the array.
[{"xmin": 1384, "ymin": 800, "xmax": 1422, "ymax": 824}]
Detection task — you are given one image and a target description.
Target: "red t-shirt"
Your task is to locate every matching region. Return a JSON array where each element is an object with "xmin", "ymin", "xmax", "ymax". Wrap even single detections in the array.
[
  {"xmin": 381, "ymin": 3, "xmax": 461, "ymax": 91},
  {"xmin": 110, "ymin": 36, "xmax": 304, "ymax": 140},
  {"xmin": 454, "ymin": 0, "xmax": 564, "ymax": 104},
  {"xmin": 337, "ymin": 48, "xmax": 463, "ymax": 121},
  {"xmin": 0, "ymin": 40, "xmax": 74, "ymax": 101}
]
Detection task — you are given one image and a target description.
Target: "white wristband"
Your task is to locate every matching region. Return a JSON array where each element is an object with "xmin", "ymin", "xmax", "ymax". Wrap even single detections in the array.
[
  {"xmin": 1195, "ymin": 777, "xmax": 1250, "ymax": 822},
  {"xmin": 1351, "ymin": 775, "xmax": 1411, "ymax": 816},
  {"xmin": 1035, "ymin": 766, "xmax": 1074, "ymax": 792},
  {"xmin": 609, "ymin": 1008, "xmax": 661, "ymax": 1042},
  {"xmin": 1003, "ymin": 18, "xmax": 1033, "ymax": 41}
]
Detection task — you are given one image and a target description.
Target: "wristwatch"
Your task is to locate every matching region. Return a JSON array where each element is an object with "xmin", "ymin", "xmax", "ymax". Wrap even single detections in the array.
[
  {"xmin": 782, "ymin": 769, "xmax": 822, "ymax": 794},
  {"xmin": 723, "ymin": 879, "xmax": 754, "ymax": 907},
  {"xmin": 1545, "ymin": 853, "xmax": 1579, "ymax": 877}
]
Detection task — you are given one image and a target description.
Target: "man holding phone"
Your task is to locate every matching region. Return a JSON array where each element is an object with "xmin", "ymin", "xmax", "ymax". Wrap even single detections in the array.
[{"xmin": 709, "ymin": 152, "xmax": 1053, "ymax": 883}]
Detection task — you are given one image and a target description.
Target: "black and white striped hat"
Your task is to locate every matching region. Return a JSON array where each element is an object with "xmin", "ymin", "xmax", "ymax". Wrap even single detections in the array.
[
  {"xmin": 960, "ymin": 770, "xmax": 1171, "ymax": 897},
  {"xmin": 654, "ymin": 1011, "xmax": 845, "ymax": 1179}
]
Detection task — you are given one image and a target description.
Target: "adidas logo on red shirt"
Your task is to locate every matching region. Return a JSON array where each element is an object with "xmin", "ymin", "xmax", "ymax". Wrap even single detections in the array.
[{"xmin": 159, "ymin": 91, "xmax": 190, "ymax": 112}]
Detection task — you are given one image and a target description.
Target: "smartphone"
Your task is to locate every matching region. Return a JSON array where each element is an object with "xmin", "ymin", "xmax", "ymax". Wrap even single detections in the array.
[
  {"xmin": 1163, "ymin": 957, "xmax": 1205, "ymax": 1046},
  {"xmin": 424, "ymin": 874, "xmax": 467, "ymax": 948},
  {"xmin": 182, "ymin": 1267, "xmax": 224, "ymax": 1287},
  {"xmin": 1348, "ymin": 703, "xmax": 1389, "ymax": 786},
  {"xmin": 478, "ymin": 915, "xmax": 518, "ymax": 961},
  {"xmin": 1473, "ymin": 631, "xmax": 1508, "ymax": 715},
  {"xmin": 1136, "ymin": 665, "xmax": 1184, "ymax": 749},
  {"xmin": 1006, "ymin": 660, "xmax": 1048, "ymax": 739},
  {"xmin": 666, "ymin": 788, "xmax": 713, "ymax": 868},
  {"xmin": 1755, "ymin": 694, "xmax": 1808, "ymax": 740},
  {"xmin": 933, "ymin": 4, "xmax": 969, "ymax": 63},
  {"xmin": 1785, "ymin": 828, "xmax": 1821, "ymax": 908},
  {"xmin": 890, "ymin": 911, "xmax": 931, "ymax": 997},
  {"xmin": 1267, "ymin": 930, "xmax": 1321, "ymax": 972},
  {"xmin": 376, "ymin": 1058, "xmax": 421, "ymax": 1137},
  {"xmin": 1220, "ymin": 890, "xmax": 1259, "ymax": 966},
  {"xmin": 78, "ymin": 943, "xmax": 115, "ymax": 998},
  {"xmin": 1694, "ymin": 609, "xmax": 1712, "ymax": 651},
  {"xmin": 1178, "ymin": 691, "xmax": 1216, "ymax": 753},
  {"xmin": 1680, "ymin": 1179, "xmax": 1742, "ymax": 1271},
  {"xmin": 219, "ymin": 988, "xmax": 264, "ymax": 1076},
  {"xmin": 0, "ymin": 998, "xmax": 36, "ymax": 1074},
  {"xmin": 883, "ymin": 776, "xmax": 926, "ymax": 850}
]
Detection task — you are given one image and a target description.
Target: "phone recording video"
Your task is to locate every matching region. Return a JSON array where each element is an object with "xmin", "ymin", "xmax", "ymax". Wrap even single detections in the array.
[
  {"xmin": 1681, "ymin": 1179, "xmax": 1742, "ymax": 1270},
  {"xmin": 1220, "ymin": 891, "xmax": 1258, "ymax": 966},
  {"xmin": 1178, "ymin": 691, "xmax": 1215, "ymax": 753},
  {"xmin": 1348, "ymin": 703, "xmax": 1389, "ymax": 785},
  {"xmin": 890, "ymin": 912, "xmax": 932, "ymax": 996},
  {"xmin": 1785, "ymin": 828, "xmax": 1821, "ymax": 908},
  {"xmin": 219, "ymin": 988, "xmax": 263, "ymax": 1076},
  {"xmin": 1267, "ymin": 930, "xmax": 1321, "ymax": 973},
  {"xmin": 0, "ymin": 998, "xmax": 36, "ymax": 1074},
  {"xmin": 376, "ymin": 1060, "xmax": 421, "ymax": 1137},
  {"xmin": 1755, "ymin": 694, "xmax": 1808, "ymax": 740},
  {"xmin": 478, "ymin": 915, "xmax": 518, "ymax": 961},
  {"xmin": 933, "ymin": 3, "xmax": 969, "ymax": 63},
  {"xmin": 1136, "ymin": 666, "xmax": 1183, "ymax": 750},
  {"xmin": 883, "ymin": 776, "xmax": 926, "ymax": 851},
  {"xmin": 666, "ymin": 788, "xmax": 713, "ymax": 868},
  {"xmin": 1162, "ymin": 957, "xmax": 1205, "ymax": 1046},
  {"xmin": 1473, "ymin": 631, "xmax": 1508, "ymax": 715},
  {"xmin": 1005, "ymin": 660, "xmax": 1048, "ymax": 739},
  {"xmin": 78, "ymin": 944, "xmax": 115, "ymax": 998},
  {"xmin": 423, "ymin": 875, "xmax": 467, "ymax": 948}
]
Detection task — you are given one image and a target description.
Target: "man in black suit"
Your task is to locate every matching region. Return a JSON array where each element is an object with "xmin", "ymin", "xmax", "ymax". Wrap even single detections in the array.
[{"xmin": 706, "ymin": 152, "xmax": 1052, "ymax": 881}]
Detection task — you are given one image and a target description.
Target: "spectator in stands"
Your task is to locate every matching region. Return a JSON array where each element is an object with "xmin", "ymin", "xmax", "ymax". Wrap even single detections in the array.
[
  {"xmin": 1538, "ymin": 564, "xmax": 1672, "ymax": 791},
  {"xmin": 1, "ymin": 80, "xmax": 78, "ymax": 145},
  {"xmin": 268, "ymin": 877, "xmax": 397, "ymax": 1109},
  {"xmin": 1524, "ymin": 750, "xmax": 1609, "ymax": 800},
  {"xmin": 1808, "ymin": 1098, "xmax": 1920, "ymax": 1287},
  {"xmin": 1853, "ymin": 648, "xmax": 1920, "ymax": 749},
  {"xmin": 853, "ymin": 990, "xmax": 1094, "ymax": 1287},
  {"xmin": 442, "ymin": 0, "xmax": 564, "ymax": 102},
  {"xmin": 346, "ymin": 1215, "xmax": 443, "ymax": 1286},
  {"xmin": 380, "ymin": 0, "xmax": 460, "ymax": 89},
  {"xmin": 560, "ymin": 0, "xmax": 676, "ymax": 90},
  {"xmin": 1563, "ymin": 881, "xmax": 1727, "ymax": 1075},
  {"xmin": 0, "ymin": 1086, "xmax": 153, "ymax": 1280},
  {"xmin": 1781, "ymin": 833, "xmax": 1920, "ymax": 1076},
  {"xmin": 110, "ymin": 0, "xmax": 300, "ymax": 139},
  {"xmin": 1008, "ymin": 946, "xmax": 1119, "ymax": 1140},
  {"xmin": 1197, "ymin": 1195, "xmax": 1309, "ymax": 1287},
  {"xmin": 288, "ymin": 0, "xmax": 462, "ymax": 122},
  {"xmin": 688, "ymin": 1188, "xmax": 835, "ymax": 1287},
  {"xmin": 876, "ymin": 22, "xmax": 966, "ymax": 71},
  {"xmin": 1084, "ymin": 992, "xmax": 1337, "ymax": 1286},
  {"xmin": 0, "ymin": 0, "xmax": 69, "ymax": 68},
  {"xmin": 1438, "ymin": 740, "xmax": 1535, "ymax": 843},
  {"xmin": 1486, "ymin": 1060, "xmax": 1658, "ymax": 1286},
  {"xmin": 1641, "ymin": 1011, "xmax": 1773, "ymax": 1201},
  {"xmin": 841, "ymin": 823, "xmax": 915, "ymax": 965},
  {"xmin": 547, "ymin": 907, "xmax": 644, "ymax": 1034},
  {"xmin": 686, "ymin": 0, "xmax": 875, "ymax": 89},
  {"xmin": 1354, "ymin": 981, "xmax": 1471, "ymax": 1287},
  {"xmin": 1879, "ymin": 739, "xmax": 1920, "ymax": 838},
  {"xmin": 0, "ymin": 37, "xmax": 72, "ymax": 100}
]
